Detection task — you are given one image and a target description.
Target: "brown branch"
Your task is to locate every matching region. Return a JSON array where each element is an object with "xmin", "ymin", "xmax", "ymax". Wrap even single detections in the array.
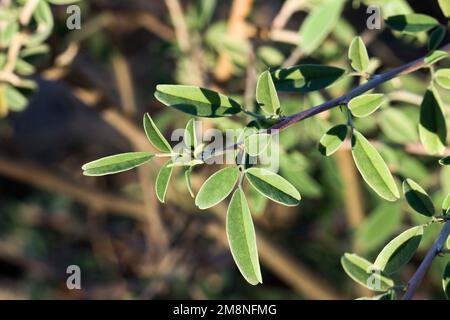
[{"xmin": 403, "ymin": 220, "xmax": 450, "ymax": 300}]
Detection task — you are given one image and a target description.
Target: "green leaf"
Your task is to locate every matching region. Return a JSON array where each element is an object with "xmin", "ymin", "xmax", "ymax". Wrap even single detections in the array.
[
  {"xmin": 348, "ymin": 94, "xmax": 384, "ymax": 118},
  {"xmin": 298, "ymin": 0, "xmax": 345, "ymax": 54},
  {"xmin": 195, "ymin": 166, "xmax": 239, "ymax": 209},
  {"xmin": 440, "ymin": 155, "xmax": 450, "ymax": 165},
  {"xmin": 402, "ymin": 178, "xmax": 435, "ymax": 217},
  {"xmin": 438, "ymin": 0, "xmax": 450, "ymax": 17},
  {"xmin": 351, "ymin": 130, "xmax": 400, "ymax": 201},
  {"xmin": 271, "ymin": 64, "xmax": 345, "ymax": 92},
  {"xmin": 385, "ymin": 14, "xmax": 439, "ymax": 33},
  {"xmin": 318, "ymin": 124, "xmax": 348, "ymax": 156},
  {"xmin": 435, "ymin": 69, "xmax": 450, "ymax": 89},
  {"xmin": 341, "ymin": 253, "xmax": 394, "ymax": 292},
  {"xmin": 143, "ymin": 113, "xmax": 172, "ymax": 153},
  {"xmin": 184, "ymin": 118, "xmax": 198, "ymax": 152},
  {"xmin": 82, "ymin": 152, "xmax": 154, "ymax": 176},
  {"xmin": 184, "ymin": 167, "xmax": 195, "ymax": 198},
  {"xmin": 356, "ymin": 291, "xmax": 395, "ymax": 300},
  {"xmin": 356, "ymin": 203, "xmax": 402, "ymax": 253},
  {"xmin": 256, "ymin": 71, "xmax": 280, "ymax": 115},
  {"xmin": 155, "ymin": 85, "xmax": 242, "ymax": 118},
  {"xmin": 443, "ymin": 263, "xmax": 450, "ymax": 299},
  {"xmin": 348, "ymin": 36, "xmax": 369, "ymax": 73},
  {"xmin": 419, "ymin": 88, "xmax": 447, "ymax": 155},
  {"xmin": 245, "ymin": 167, "xmax": 301, "ymax": 206},
  {"xmin": 374, "ymin": 226, "xmax": 423, "ymax": 275},
  {"xmin": 442, "ymin": 194, "xmax": 450, "ymax": 214},
  {"xmin": 428, "ymin": 26, "xmax": 446, "ymax": 51},
  {"xmin": 244, "ymin": 133, "xmax": 271, "ymax": 157},
  {"xmin": 226, "ymin": 188, "xmax": 262, "ymax": 285},
  {"xmin": 155, "ymin": 160, "xmax": 173, "ymax": 203},
  {"xmin": 425, "ymin": 50, "xmax": 449, "ymax": 65}
]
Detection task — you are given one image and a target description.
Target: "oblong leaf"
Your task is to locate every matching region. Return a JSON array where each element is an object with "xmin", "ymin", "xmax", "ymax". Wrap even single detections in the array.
[
  {"xmin": 351, "ymin": 130, "xmax": 400, "ymax": 201},
  {"xmin": 195, "ymin": 166, "xmax": 239, "ymax": 209},
  {"xmin": 402, "ymin": 178, "xmax": 435, "ymax": 217},
  {"xmin": 439, "ymin": 0, "xmax": 450, "ymax": 17},
  {"xmin": 155, "ymin": 160, "xmax": 173, "ymax": 203},
  {"xmin": 348, "ymin": 94, "xmax": 384, "ymax": 118},
  {"xmin": 341, "ymin": 253, "xmax": 394, "ymax": 292},
  {"xmin": 245, "ymin": 168, "xmax": 301, "ymax": 206},
  {"xmin": 442, "ymin": 194, "xmax": 450, "ymax": 214},
  {"xmin": 226, "ymin": 188, "xmax": 262, "ymax": 285},
  {"xmin": 256, "ymin": 70, "xmax": 280, "ymax": 115},
  {"xmin": 348, "ymin": 36, "xmax": 369, "ymax": 73},
  {"xmin": 435, "ymin": 69, "xmax": 450, "ymax": 89},
  {"xmin": 425, "ymin": 50, "xmax": 449, "ymax": 65},
  {"xmin": 419, "ymin": 88, "xmax": 447, "ymax": 155},
  {"xmin": 82, "ymin": 152, "xmax": 154, "ymax": 176},
  {"xmin": 385, "ymin": 14, "xmax": 439, "ymax": 33},
  {"xmin": 374, "ymin": 226, "xmax": 424, "ymax": 275},
  {"xmin": 271, "ymin": 64, "xmax": 345, "ymax": 92},
  {"xmin": 299, "ymin": 0, "xmax": 345, "ymax": 54},
  {"xmin": 155, "ymin": 85, "xmax": 242, "ymax": 118},
  {"xmin": 318, "ymin": 124, "xmax": 348, "ymax": 156},
  {"xmin": 184, "ymin": 118, "xmax": 198, "ymax": 152},
  {"xmin": 143, "ymin": 113, "xmax": 172, "ymax": 153}
]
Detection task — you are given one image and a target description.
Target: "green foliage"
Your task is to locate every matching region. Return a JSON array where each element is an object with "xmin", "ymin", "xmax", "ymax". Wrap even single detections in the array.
[
  {"xmin": 245, "ymin": 168, "xmax": 301, "ymax": 206},
  {"xmin": 155, "ymin": 85, "xmax": 242, "ymax": 118},
  {"xmin": 271, "ymin": 64, "xmax": 345, "ymax": 92},
  {"xmin": 419, "ymin": 88, "xmax": 447, "ymax": 155},
  {"xmin": 226, "ymin": 188, "xmax": 262, "ymax": 285},
  {"xmin": 348, "ymin": 37, "xmax": 369, "ymax": 73},
  {"xmin": 374, "ymin": 226, "xmax": 423, "ymax": 275},
  {"xmin": 82, "ymin": 152, "xmax": 154, "ymax": 176},
  {"xmin": 402, "ymin": 179, "xmax": 435, "ymax": 217},
  {"xmin": 434, "ymin": 69, "xmax": 450, "ymax": 89},
  {"xmin": 340, "ymin": 253, "xmax": 393, "ymax": 292},
  {"xmin": 318, "ymin": 124, "xmax": 348, "ymax": 156},
  {"xmin": 156, "ymin": 161, "xmax": 173, "ymax": 203},
  {"xmin": 385, "ymin": 14, "xmax": 439, "ymax": 33},
  {"xmin": 144, "ymin": 113, "xmax": 173, "ymax": 153},
  {"xmin": 195, "ymin": 166, "xmax": 239, "ymax": 210},
  {"xmin": 348, "ymin": 94, "xmax": 384, "ymax": 118},
  {"xmin": 256, "ymin": 71, "xmax": 280, "ymax": 115},
  {"xmin": 351, "ymin": 130, "xmax": 400, "ymax": 201}
]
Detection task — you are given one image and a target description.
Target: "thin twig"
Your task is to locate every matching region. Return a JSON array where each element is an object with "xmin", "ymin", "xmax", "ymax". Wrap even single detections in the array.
[{"xmin": 403, "ymin": 220, "xmax": 450, "ymax": 300}]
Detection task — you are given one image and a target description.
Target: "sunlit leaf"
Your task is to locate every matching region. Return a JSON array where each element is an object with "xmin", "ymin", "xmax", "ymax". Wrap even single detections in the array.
[
  {"xmin": 143, "ymin": 113, "xmax": 172, "ymax": 153},
  {"xmin": 351, "ymin": 130, "xmax": 400, "ymax": 201},
  {"xmin": 195, "ymin": 166, "xmax": 239, "ymax": 209},
  {"xmin": 271, "ymin": 64, "xmax": 345, "ymax": 92},
  {"xmin": 155, "ymin": 85, "xmax": 242, "ymax": 118},
  {"xmin": 402, "ymin": 178, "xmax": 435, "ymax": 217},
  {"xmin": 82, "ymin": 152, "xmax": 154, "ymax": 176},
  {"xmin": 348, "ymin": 94, "xmax": 384, "ymax": 118},
  {"xmin": 425, "ymin": 50, "xmax": 449, "ymax": 65},
  {"xmin": 245, "ymin": 167, "xmax": 301, "ymax": 206},
  {"xmin": 438, "ymin": 0, "xmax": 450, "ymax": 17},
  {"xmin": 435, "ymin": 69, "xmax": 450, "ymax": 89},
  {"xmin": 419, "ymin": 88, "xmax": 447, "ymax": 155},
  {"xmin": 227, "ymin": 188, "xmax": 262, "ymax": 285},
  {"xmin": 442, "ymin": 194, "xmax": 450, "ymax": 214},
  {"xmin": 348, "ymin": 36, "xmax": 369, "ymax": 73},
  {"xmin": 318, "ymin": 124, "xmax": 348, "ymax": 156},
  {"xmin": 374, "ymin": 226, "xmax": 423, "ymax": 275},
  {"xmin": 341, "ymin": 253, "xmax": 394, "ymax": 292},
  {"xmin": 155, "ymin": 160, "xmax": 173, "ymax": 203},
  {"xmin": 256, "ymin": 71, "xmax": 280, "ymax": 115}
]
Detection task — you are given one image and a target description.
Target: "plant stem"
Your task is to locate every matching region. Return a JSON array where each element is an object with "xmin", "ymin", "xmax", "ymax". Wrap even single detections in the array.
[
  {"xmin": 403, "ymin": 220, "xmax": 450, "ymax": 300},
  {"xmin": 271, "ymin": 43, "xmax": 450, "ymax": 131}
]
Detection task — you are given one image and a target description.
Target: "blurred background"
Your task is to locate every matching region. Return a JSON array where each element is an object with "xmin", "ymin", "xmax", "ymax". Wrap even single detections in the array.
[{"xmin": 0, "ymin": 0, "xmax": 449, "ymax": 299}]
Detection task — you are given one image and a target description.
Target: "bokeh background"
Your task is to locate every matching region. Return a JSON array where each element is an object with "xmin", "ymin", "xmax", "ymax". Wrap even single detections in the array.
[{"xmin": 0, "ymin": 0, "xmax": 449, "ymax": 299}]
